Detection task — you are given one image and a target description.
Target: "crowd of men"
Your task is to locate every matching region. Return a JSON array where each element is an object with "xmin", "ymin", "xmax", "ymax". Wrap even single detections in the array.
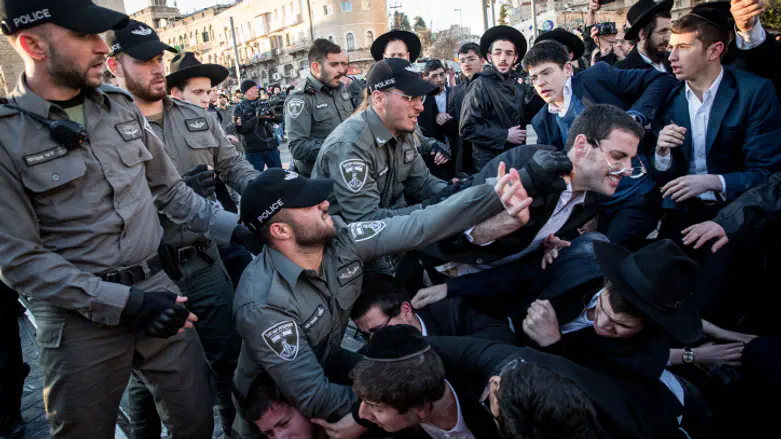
[{"xmin": 2, "ymin": 0, "xmax": 781, "ymax": 438}]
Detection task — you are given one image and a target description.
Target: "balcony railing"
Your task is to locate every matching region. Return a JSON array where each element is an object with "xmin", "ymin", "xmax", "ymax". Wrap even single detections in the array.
[{"xmin": 285, "ymin": 39, "xmax": 311, "ymax": 53}]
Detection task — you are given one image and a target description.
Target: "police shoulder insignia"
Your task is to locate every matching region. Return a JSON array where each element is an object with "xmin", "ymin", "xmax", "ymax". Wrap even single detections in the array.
[
  {"xmin": 185, "ymin": 117, "xmax": 208, "ymax": 132},
  {"xmin": 403, "ymin": 148, "xmax": 417, "ymax": 164},
  {"xmin": 115, "ymin": 120, "xmax": 143, "ymax": 142},
  {"xmin": 339, "ymin": 159, "xmax": 368, "ymax": 192},
  {"xmin": 302, "ymin": 305, "xmax": 326, "ymax": 331},
  {"xmin": 336, "ymin": 261, "xmax": 363, "ymax": 287},
  {"xmin": 287, "ymin": 98, "xmax": 305, "ymax": 119},
  {"xmin": 348, "ymin": 221, "xmax": 387, "ymax": 242},
  {"xmin": 262, "ymin": 320, "xmax": 300, "ymax": 361}
]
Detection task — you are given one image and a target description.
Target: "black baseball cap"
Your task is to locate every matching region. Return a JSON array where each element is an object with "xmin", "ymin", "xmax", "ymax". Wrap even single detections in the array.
[
  {"xmin": 366, "ymin": 58, "xmax": 438, "ymax": 97},
  {"xmin": 240, "ymin": 169, "xmax": 334, "ymax": 233},
  {"xmin": 0, "ymin": 0, "xmax": 129, "ymax": 35},
  {"xmin": 105, "ymin": 19, "xmax": 177, "ymax": 62}
]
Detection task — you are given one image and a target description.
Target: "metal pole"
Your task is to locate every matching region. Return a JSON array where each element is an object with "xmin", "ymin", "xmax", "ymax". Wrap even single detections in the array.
[
  {"xmin": 490, "ymin": 0, "xmax": 496, "ymax": 27},
  {"xmin": 454, "ymin": 8, "xmax": 463, "ymax": 37},
  {"xmin": 482, "ymin": 0, "xmax": 489, "ymax": 32},
  {"xmin": 229, "ymin": 16, "xmax": 242, "ymax": 83},
  {"xmin": 531, "ymin": 0, "xmax": 538, "ymax": 40}
]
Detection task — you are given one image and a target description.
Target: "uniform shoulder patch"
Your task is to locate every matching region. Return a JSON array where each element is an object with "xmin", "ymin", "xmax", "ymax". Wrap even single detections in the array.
[
  {"xmin": 287, "ymin": 98, "xmax": 305, "ymax": 119},
  {"xmin": 116, "ymin": 120, "xmax": 143, "ymax": 141},
  {"xmin": 262, "ymin": 320, "xmax": 300, "ymax": 361},
  {"xmin": 339, "ymin": 158, "xmax": 368, "ymax": 192},
  {"xmin": 403, "ymin": 148, "xmax": 417, "ymax": 164},
  {"xmin": 185, "ymin": 117, "xmax": 209, "ymax": 132},
  {"xmin": 348, "ymin": 221, "xmax": 387, "ymax": 242},
  {"xmin": 337, "ymin": 261, "xmax": 363, "ymax": 287}
]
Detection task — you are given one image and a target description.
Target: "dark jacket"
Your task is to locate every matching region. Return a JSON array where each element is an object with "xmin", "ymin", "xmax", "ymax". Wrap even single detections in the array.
[
  {"xmin": 532, "ymin": 61, "xmax": 676, "ymax": 148},
  {"xmin": 459, "ymin": 65, "xmax": 544, "ymax": 170},
  {"xmin": 425, "ymin": 145, "xmax": 599, "ymax": 266},
  {"xmin": 614, "ymin": 45, "xmax": 672, "ymax": 72},
  {"xmin": 447, "ymin": 77, "xmax": 473, "ymax": 174},
  {"xmin": 651, "ymin": 66, "xmax": 781, "ymax": 203},
  {"xmin": 233, "ymin": 99, "xmax": 277, "ymax": 152},
  {"xmin": 723, "ymin": 35, "xmax": 781, "ymax": 102},
  {"xmin": 417, "ymin": 297, "xmax": 515, "ymax": 344},
  {"xmin": 426, "ymin": 337, "xmax": 682, "ymax": 439},
  {"xmin": 418, "ymin": 87, "xmax": 450, "ymax": 143},
  {"xmin": 714, "ymin": 172, "xmax": 781, "ymax": 238}
]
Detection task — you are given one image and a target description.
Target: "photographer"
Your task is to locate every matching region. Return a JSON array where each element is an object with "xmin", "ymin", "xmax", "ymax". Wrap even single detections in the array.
[
  {"xmin": 234, "ymin": 79, "xmax": 282, "ymax": 171},
  {"xmin": 583, "ymin": 0, "xmax": 619, "ymax": 66}
]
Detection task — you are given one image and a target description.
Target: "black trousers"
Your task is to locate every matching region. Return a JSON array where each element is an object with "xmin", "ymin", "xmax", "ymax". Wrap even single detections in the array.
[
  {"xmin": 0, "ymin": 283, "xmax": 25, "ymax": 432},
  {"xmin": 658, "ymin": 200, "xmax": 742, "ymax": 327}
]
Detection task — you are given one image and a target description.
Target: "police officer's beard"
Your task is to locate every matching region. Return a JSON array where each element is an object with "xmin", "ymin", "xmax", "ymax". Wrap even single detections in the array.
[
  {"xmin": 318, "ymin": 69, "xmax": 342, "ymax": 89},
  {"xmin": 124, "ymin": 72, "xmax": 167, "ymax": 103},
  {"xmin": 47, "ymin": 45, "xmax": 102, "ymax": 90},
  {"xmin": 290, "ymin": 218, "xmax": 337, "ymax": 247}
]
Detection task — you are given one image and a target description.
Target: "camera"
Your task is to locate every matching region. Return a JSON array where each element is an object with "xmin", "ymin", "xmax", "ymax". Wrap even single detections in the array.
[
  {"xmin": 595, "ymin": 22, "xmax": 618, "ymax": 36},
  {"xmin": 256, "ymin": 100, "xmax": 272, "ymax": 118}
]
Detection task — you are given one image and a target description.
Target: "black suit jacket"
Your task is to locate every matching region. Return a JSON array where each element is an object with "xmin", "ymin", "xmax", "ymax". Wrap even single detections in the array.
[
  {"xmin": 447, "ymin": 79, "xmax": 473, "ymax": 174},
  {"xmin": 425, "ymin": 145, "xmax": 599, "ymax": 265},
  {"xmin": 614, "ymin": 45, "xmax": 672, "ymax": 72},
  {"xmin": 426, "ymin": 337, "xmax": 682, "ymax": 439},
  {"xmin": 418, "ymin": 88, "xmax": 450, "ymax": 143},
  {"xmin": 724, "ymin": 36, "xmax": 781, "ymax": 102},
  {"xmin": 417, "ymin": 297, "xmax": 515, "ymax": 344}
]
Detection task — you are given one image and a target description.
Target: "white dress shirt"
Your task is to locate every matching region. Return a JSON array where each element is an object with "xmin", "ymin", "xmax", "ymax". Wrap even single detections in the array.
[
  {"xmin": 420, "ymin": 380, "xmax": 476, "ymax": 439},
  {"xmin": 435, "ymin": 89, "xmax": 447, "ymax": 114},
  {"xmin": 655, "ymin": 67, "xmax": 727, "ymax": 201},
  {"xmin": 547, "ymin": 77, "xmax": 573, "ymax": 117},
  {"xmin": 735, "ymin": 21, "xmax": 766, "ymax": 50},
  {"xmin": 417, "ymin": 314, "xmax": 429, "ymax": 336}
]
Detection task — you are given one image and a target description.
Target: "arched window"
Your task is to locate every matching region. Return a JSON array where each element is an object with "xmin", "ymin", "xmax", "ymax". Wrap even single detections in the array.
[
  {"xmin": 345, "ymin": 32, "xmax": 355, "ymax": 51},
  {"xmin": 366, "ymin": 30, "xmax": 374, "ymax": 46}
]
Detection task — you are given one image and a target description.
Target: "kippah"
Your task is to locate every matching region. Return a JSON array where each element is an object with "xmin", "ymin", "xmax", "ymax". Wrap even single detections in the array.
[
  {"xmin": 363, "ymin": 325, "xmax": 430, "ymax": 362},
  {"xmin": 689, "ymin": 7, "xmax": 732, "ymax": 32}
]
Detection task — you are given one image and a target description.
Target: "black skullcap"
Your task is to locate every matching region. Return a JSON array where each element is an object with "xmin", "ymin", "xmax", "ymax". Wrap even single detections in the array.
[
  {"xmin": 240, "ymin": 79, "xmax": 258, "ymax": 94},
  {"xmin": 363, "ymin": 325, "xmax": 430, "ymax": 362}
]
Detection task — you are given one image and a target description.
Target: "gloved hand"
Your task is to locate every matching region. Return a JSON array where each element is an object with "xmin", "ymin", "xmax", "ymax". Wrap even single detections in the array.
[
  {"xmin": 121, "ymin": 288, "xmax": 191, "ymax": 338},
  {"xmin": 518, "ymin": 150, "xmax": 573, "ymax": 197},
  {"xmin": 231, "ymin": 224, "xmax": 264, "ymax": 255},
  {"xmin": 182, "ymin": 164, "xmax": 217, "ymax": 198},
  {"xmin": 431, "ymin": 142, "xmax": 452, "ymax": 160}
]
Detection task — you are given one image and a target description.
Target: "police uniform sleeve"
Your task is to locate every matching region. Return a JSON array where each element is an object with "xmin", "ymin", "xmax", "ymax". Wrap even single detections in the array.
[
  {"xmin": 322, "ymin": 140, "xmax": 423, "ymax": 222},
  {"xmin": 285, "ymin": 93, "xmax": 322, "ymax": 163},
  {"xmin": 459, "ymin": 81, "xmax": 509, "ymax": 151},
  {"xmin": 139, "ymin": 112, "xmax": 239, "ymax": 246},
  {"xmin": 0, "ymin": 143, "xmax": 130, "ymax": 325},
  {"xmin": 208, "ymin": 112, "xmax": 260, "ymax": 194},
  {"xmin": 235, "ymin": 303, "xmax": 357, "ymax": 420},
  {"xmin": 345, "ymin": 184, "xmax": 504, "ymax": 262}
]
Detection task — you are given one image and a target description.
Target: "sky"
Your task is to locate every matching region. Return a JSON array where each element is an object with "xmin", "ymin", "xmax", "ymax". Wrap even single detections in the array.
[{"xmin": 123, "ymin": 0, "xmax": 489, "ymax": 34}]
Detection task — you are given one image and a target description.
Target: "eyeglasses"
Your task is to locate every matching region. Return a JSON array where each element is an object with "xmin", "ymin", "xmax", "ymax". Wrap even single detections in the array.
[
  {"xmin": 479, "ymin": 358, "xmax": 524, "ymax": 415},
  {"xmin": 593, "ymin": 139, "xmax": 647, "ymax": 179},
  {"xmin": 383, "ymin": 89, "xmax": 426, "ymax": 105},
  {"xmin": 355, "ymin": 315, "xmax": 393, "ymax": 340}
]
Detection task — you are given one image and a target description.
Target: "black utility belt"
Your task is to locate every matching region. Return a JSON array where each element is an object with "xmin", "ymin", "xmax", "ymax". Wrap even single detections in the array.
[
  {"xmin": 99, "ymin": 255, "xmax": 164, "ymax": 286},
  {"xmin": 172, "ymin": 241, "xmax": 213, "ymax": 265}
]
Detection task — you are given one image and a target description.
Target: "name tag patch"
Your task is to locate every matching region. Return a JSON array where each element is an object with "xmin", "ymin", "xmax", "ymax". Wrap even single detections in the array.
[
  {"xmin": 337, "ymin": 261, "xmax": 363, "ymax": 287},
  {"xmin": 24, "ymin": 146, "xmax": 68, "ymax": 166},
  {"xmin": 403, "ymin": 148, "xmax": 416, "ymax": 164},
  {"xmin": 115, "ymin": 120, "xmax": 143, "ymax": 142},
  {"xmin": 185, "ymin": 117, "xmax": 208, "ymax": 132},
  {"xmin": 316, "ymin": 103, "xmax": 329, "ymax": 109},
  {"xmin": 302, "ymin": 305, "xmax": 326, "ymax": 330},
  {"xmin": 378, "ymin": 166, "xmax": 389, "ymax": 176}
]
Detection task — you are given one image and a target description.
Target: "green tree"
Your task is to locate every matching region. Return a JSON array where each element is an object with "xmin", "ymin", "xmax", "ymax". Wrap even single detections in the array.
[
  {"xmin": 764, "ymin": 0, "xmax": 781, "ymax": 31},
  {"xmin": 392, "ymin": 11, "xmax": 413, "ymax": 31},
  {"xmin": 498, "ymin": 2, "xmax": 510, "ymax": 25},
  {"xmin": 413, "ymin": 16, "xmax": 433, "ymax": 56}
]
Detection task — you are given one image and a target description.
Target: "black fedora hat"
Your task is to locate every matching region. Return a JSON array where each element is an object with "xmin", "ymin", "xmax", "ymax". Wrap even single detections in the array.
[
  {"xmin": 594, "ymin": 240, "xmax": 702, "ymax": 344},
  {"xmin": 624, "ymin": 0, "xmax": 674, "ymax": 41},
  {"xmin": 536, "ymin": 28, "xmax": 586, "ymax": 60},
  {"xmin": 371, "ymin": 29, "xmax": 421, "ymax": 62},
  {"xmin": 166, "ymin": 52, "xmax": 230, "ymax": 90},
  {"xmin": 480, "ymin": 25, "xmax": 528, "ymax": 61}
]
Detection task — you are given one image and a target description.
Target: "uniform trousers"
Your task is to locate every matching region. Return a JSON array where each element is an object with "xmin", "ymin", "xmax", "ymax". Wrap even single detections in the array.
[
  {"xmin": 0, "ymin": 284, "xmax": 26, "ymax": 436},
  {"xmin": 128, "ymin": 243, "xmax": 241, "ymax": 438},
  {"xmin": 31, "ymin": 269, "xmax": 213, "ymax": 439}
]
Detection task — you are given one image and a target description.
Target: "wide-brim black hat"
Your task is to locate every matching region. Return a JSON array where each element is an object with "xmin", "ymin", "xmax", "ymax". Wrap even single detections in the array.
[
  {"xmin": 624, "ymin": 0, "xmax": 674, "ymax": 41},
  {"xmin": 480, "ymin": 25, "xmax": 528, "ymax": 61},
  {"xmin": 371, "ymin": 29, "xmax": 421, "ymax": 62},
  {"xmin": 594, "ymin": 240, "xmax": 702, "ymax": 344},
  {"xmin": 166, "ymin": 52, "xmax": 230, "ymax": 90},
  {"xmin": 536, "ymin": 28, "xmax": 586, "ymax": 60}
]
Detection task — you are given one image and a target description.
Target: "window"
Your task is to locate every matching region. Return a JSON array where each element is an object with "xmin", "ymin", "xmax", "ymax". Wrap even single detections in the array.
[
  {"xmin": 346, "ymin": 32, "xmax": 355, "ymax": 51},
  {"xmin": 362, "ymin": 0, "xmax": 371, "ymax": 9},
  {"xmin": 341, "ymin": 1, "xmax": 352, "ymax": 12},
  {"xmin": 366, "ymin": 30, "xmax": 374, "ymax": 45},
  {"xmin": 202, "ymin": 27, "xmax": 209, "ymax": 42},
  {"xmin": 323, "ymin": 5, "xmax": 333, "ymax": 17},
  {"xmin": 286, "ymin": 33, "xmax": 291, "ymax": 46}
]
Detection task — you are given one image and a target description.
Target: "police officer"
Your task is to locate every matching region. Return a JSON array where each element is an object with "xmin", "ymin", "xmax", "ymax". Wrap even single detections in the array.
[
  {"xmin": 0, "ymin": 1, "xmax": 246, "ymax": 437},
  {"xmin": 105, "ymin": 28, "xmax": 260, "ymax": 438},
  {"xmin": 284, "ymin": 38, "xmax": 353, "ymax": 177},
  {"xmin": 231, "ymin": 166, "xmax": 529, "ymax": 438}
]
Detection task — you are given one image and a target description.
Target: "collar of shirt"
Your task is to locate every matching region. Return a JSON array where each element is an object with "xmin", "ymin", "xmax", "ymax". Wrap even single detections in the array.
[
  {"xmin": 416, "ymin": 313, "xmax": 428, "ymax": 336},
  {"xmin": 554, "ymin": 181, "xmax": 587, "ymax": 216},
  {"xmin": 637, "ymin": 50, "xmax": 667, "ymax": 73},
  {"xmin": 420, "ymin": 380, "xmax": 472, "ymax": 438},
  {"xmin": 307, "ymin": 74, "xmax": 330, "ymax": 94},
  {"xmin": 11, "ymin": 73, "xmax": 111, "ymax": 119},
  {"xmin": 366, "ymin": 106, "xmax": 396, "ymax": 147},
  {"xmin": 547, "ymin": 76, "xmax": 573, "ymax": 117},
  {"xmin": 268, "ymin": 247, "xmax": 307, "ymax": 287},
  {"xmin": 684, "ymin": 66, "xmax": 725, "ymax": 107}
]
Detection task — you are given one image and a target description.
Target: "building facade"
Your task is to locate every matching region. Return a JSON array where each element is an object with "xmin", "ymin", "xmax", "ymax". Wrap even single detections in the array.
[{"xmin": 130, "ymin": 0, "xmax": 388, "ymax": 90}]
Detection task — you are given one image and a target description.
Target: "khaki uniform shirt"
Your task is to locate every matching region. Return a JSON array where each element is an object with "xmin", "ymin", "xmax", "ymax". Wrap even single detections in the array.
[
  {"xmin": 312, "ymin": 107, "xmax": 448, "ymax": 223},
  {"xmin": 285, "ymin": 74, "xmax": 354, "ymax": 176},
  {"xmin": 0, "ymin": 77, "xmax": 237, "ymax": 326},
  {"xmin": 232, "ymin": 184, "xmax": 504, "ymax": 421},
  {"xmin": 157, "ymin": 97, "xmax": 259, "ymax": 248}
]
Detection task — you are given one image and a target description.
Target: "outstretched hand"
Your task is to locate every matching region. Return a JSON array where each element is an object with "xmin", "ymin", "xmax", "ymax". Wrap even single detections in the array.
[{"xmin": 494, "ymin": 161, "xmax": 533, "ymax": 225}]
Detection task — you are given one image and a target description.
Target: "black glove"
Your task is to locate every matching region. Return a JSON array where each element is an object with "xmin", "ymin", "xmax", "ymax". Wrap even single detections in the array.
[
  {"xmin": 518, "ymin": 150, "xmax": 573, "ymax": 197},
  {"xmin": 182, "ymin": 164, "xmax": 217, "ymax": 198},
  {"xmin": 121, "ymin": 288, "xmax": 190, "ymax": 338},
  {"xmin": 231, "ymin": 224, "xmax": 264, "ymax": 255},
  {"xmin": 431, "ymin": 142, "xmax": 452, "ymax": 160}
]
